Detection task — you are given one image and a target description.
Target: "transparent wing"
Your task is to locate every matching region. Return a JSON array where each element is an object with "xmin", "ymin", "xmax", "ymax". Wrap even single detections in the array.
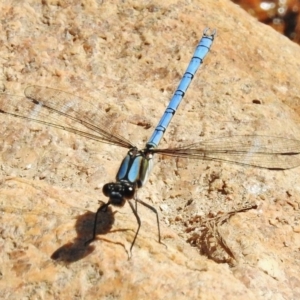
[
  {"xmin": 0, "ymin": 85, "xmax": 134, "ymax": 148},
  {"xmin": 153, "ymin": 135, "xmax": 300, "ymax": 170}
]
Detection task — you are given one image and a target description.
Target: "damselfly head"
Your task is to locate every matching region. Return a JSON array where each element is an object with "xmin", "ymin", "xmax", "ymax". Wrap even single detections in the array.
[{"xmin": 102, "ymin": 181, "xmax": 136, "ymax": 206}]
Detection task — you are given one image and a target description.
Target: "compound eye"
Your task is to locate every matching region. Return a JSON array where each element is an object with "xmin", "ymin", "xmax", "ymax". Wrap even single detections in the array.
[
  {"xmin": 123, "ymin": 185, "xmax": 135, "ymax": 199},
  {"xmin": 102, "ymin": 183, "xmax": 112, "ymax": 197}
]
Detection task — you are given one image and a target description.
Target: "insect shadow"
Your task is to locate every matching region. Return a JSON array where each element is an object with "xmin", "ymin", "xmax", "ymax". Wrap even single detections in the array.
[{"xmin": 51, "ymin": 203, "xmax": 129, "ymax": 263}]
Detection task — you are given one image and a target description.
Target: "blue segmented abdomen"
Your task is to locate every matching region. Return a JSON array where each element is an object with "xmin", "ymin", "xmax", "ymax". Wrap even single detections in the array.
[{"xmin": 146, "ymin": 28, "xmax": 216, "ymax": 149}]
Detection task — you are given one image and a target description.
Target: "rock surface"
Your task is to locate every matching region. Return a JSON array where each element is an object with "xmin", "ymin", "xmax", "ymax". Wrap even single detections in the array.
[{"xmin": 0, "ymin": 0, "xmax": 300, "ymax": 299}]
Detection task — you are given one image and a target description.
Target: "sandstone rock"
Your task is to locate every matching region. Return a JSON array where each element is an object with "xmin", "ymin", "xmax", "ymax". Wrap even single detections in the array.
[{"xmin": 1, "ymin": 0, "xmax": 300, "ymax": 299}]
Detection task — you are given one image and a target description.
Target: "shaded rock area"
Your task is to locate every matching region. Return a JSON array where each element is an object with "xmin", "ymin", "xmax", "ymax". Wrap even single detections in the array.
[
  {"xmin": 0, "ymin": 0, "xmax": 300, "ymax": 299},
  {"xmin": 232, "ymin": 0, "xmax": 300, "ymax": 42}
]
